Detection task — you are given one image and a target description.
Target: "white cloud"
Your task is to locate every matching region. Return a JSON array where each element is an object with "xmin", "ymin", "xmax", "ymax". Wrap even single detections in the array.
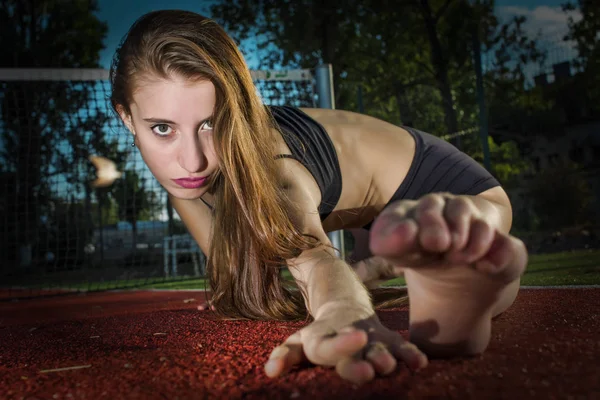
[
  {"xmin": 497, "ymin": 5, "xmax": 582, "ymax": 40},
  {"xmin": 495, "ymin": 4, "xmax": 583, "ymax": 71},
  {"xmin": 499, "ymin": 6, "xmax": 530, "ymax": 17}
]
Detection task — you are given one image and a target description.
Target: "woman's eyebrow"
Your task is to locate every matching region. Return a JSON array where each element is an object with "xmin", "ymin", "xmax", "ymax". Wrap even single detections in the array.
[
  {"xmin": 142, "ymin": 116, "xmax": 212, "ymax": 125},
  {"xmin": 142, "ymin": 118, "xmax": 177, "ymax": 124}
]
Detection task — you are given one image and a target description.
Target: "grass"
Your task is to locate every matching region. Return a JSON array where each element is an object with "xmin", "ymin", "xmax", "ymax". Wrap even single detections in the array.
[
  {"xmin": 519, "ymin": 249, "xmax": 600, "ymax": 286},
  {"xmin": 381, "ymin": 248, "xmax": 600, "ymax": 287},
  {"xmin": 143, "ymin": 249, "xmax": 600, "ymax": 290},
  {"xmin": 4, "ymin": 276, "xmax": 185, "ymax": 293},
  {"xmin": 4, "ymin": 249, "xmax": 599, "ymax": 293}
]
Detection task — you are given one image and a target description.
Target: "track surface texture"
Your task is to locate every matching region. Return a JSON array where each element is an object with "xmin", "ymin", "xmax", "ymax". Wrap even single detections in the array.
[{"xmin": 1, "ymin": 288, "xmax": 598, "ymax": 399}]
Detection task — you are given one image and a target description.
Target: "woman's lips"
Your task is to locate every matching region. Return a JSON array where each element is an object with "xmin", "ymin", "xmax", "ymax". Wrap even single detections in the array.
[{"xmin": 172, "ymin": 177, "xmax": 208, "ymax": 189}]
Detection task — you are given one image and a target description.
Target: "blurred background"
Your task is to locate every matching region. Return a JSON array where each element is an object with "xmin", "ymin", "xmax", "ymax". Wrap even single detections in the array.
[{"xmin": 1, "ymin": 0, "xmax": 599, "ymax": 296}]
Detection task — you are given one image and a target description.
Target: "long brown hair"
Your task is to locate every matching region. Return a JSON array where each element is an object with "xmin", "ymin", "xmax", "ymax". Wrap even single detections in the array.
[{"xmin": 110, "ymin": 10, "xmax": 317, "ymax": 320}]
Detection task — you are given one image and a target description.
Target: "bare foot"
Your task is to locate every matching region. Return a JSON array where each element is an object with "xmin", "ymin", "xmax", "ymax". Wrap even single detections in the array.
[{"xmin": 369, "ymin": 194, "xmax": 528, "ymax": 357}]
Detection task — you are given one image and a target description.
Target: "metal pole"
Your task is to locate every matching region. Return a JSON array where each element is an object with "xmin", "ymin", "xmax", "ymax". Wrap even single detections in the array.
[
  {"xmin": 471, "ymin": 0, "xmax": 492, "ymax": 172},
  {"xmin": 315, "ymin": 64, "xmax": 335, "ymax": 109},
  {"xmin": 163, "ymin": 236, "xmax": 169, "ymax": 278},
  {"xmin": 357, "ymin": 85, "xmax": 364, "ymax": 113},
  {"xmin": 315, "ymin": 64, "xmax": 345, "ymax": 259}
]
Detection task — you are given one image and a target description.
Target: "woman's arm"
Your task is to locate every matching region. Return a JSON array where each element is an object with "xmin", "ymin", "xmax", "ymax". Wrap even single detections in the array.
[
  {"xmin": 277, "ymin": 158, "xmax": 375, "ymax": 320},
  {"xmin": 267, "ymin": 159, "xmax": 427, "ymax": 382}
]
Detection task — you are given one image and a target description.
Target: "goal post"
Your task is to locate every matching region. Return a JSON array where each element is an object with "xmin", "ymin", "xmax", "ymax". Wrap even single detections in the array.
[
  {"xmin": 0, "ymin": 64, "xmax": 343, "ymax": 297},
  {"xmin": 0, "ymin": 68, "xmax": 314, "ymax": 82},
  {"xmin": 315, "ymin": 64, "xmax": 345, "ymax": 260}
]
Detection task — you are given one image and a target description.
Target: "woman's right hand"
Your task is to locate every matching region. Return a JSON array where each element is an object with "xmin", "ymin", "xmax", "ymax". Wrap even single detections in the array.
[{"xmin": 264, "ymin": 303, "xmax": 427, "ymax": 384}]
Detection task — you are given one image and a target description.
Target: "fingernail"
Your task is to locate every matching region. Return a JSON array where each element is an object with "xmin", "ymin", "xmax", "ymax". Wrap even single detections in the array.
[
  {"xmin": 338, "ymin": 327, "xmax": 356, "ymax": 334},
  {"xmin": 264, "ymin": 360, "xmax": 277, "ymax": 376},
  {"xmin": 268, "ymin": 346, "xmax": 289, "ymax": 360},
  {"xmin": 414, "ymin": 353, "xmax": 428, "ymax": 370},
  {"xmin": 265, "ymin": 361, "xmax": 275, "ymax": 373},
  {"xmin": 366, "ymin": 342, "xmax": 387, "ymax": 359}
]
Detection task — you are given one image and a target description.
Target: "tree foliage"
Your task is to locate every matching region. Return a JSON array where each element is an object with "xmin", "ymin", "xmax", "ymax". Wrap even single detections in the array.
[
  {"xmin": 112, "ymin": 171, "xmax": 162, "ymax": 250},
  {"xmin": 210, "ymin": 0, "xmax": 542, "ymax": 140},
  {"xmin": 528, "ymin": 162, "xmax": 594, "ymax": 230},
  {"xmin": 563, "ymin": 0, "xmax": 600, "ymax": 115},
  {"xmin": 0, "ymin": 1, "xmax": 121, "ymax": 267}
]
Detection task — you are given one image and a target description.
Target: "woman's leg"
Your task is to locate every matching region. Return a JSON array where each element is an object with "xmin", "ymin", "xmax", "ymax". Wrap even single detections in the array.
[{"xmin": 347, "ymin": 228, "xmax": 403, "ymax": 289}]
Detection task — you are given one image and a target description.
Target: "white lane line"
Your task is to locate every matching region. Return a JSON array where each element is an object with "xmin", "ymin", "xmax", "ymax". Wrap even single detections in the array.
[{"xmin": 137, "ymin": 285, "xmax": 600, "ymax": 291}]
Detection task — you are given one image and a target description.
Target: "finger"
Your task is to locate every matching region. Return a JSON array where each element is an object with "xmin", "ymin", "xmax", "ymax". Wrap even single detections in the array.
[
  {"xmin": 365, "ymin": 342, "xmax": 397, "ymax": 375},
  {"xmin": 308, "ymin": 329, "xmax": 368, "ymax": 366},
  {"xmin": 197, "ymin": 302, "xmax": 213, "ymax": 311},
  {"xmin": 265, "ymin": 332, "xmax": 307, "ymax": 378},
  {"xmin": 459, "ymin": 218, "xmax": 495, "ymax": 264},
  {"xmin": 335, "ymin": 357, "xmax": 375, "ymax": 385},
  {"xmin": 443, "ymin": 196, "xmax": 477, "ymax": 251},
  {"xmin": 389, "ymin": 341, "xmax": 428, "ymax": 371},
  {"xmin": 415, "ymin": 194, "xmax": 451, "ymax": 253},
  {"xmin": 264, "ymin": 344, "xmax": 306, "ymax": 377}
]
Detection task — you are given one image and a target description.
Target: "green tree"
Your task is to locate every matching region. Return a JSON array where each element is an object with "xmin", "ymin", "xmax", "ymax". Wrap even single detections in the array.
[
  {"xmin": 563, "ymin": 0, "xmax": 600, "ymax": 115},
  {"xmin": 563, "ymin": 0, "xmax": 599, "ymax": 63},
  {"xmin": 0, "ymin": 0, "xmax": 108, "ymax": 267},
  {"xmin": 209, "ymin": 0, "xmax": 542, "ymax": 143},
  {"xmin": 38, "ymin": 195, "xmax": 94, "ymax": 267},
  {"xmin": 528, "ymin": 162, "xmax": 594, "ymax": 230},
  {"xmin": 475, "ymin": 136, "xmax": 531, "ymax": 187}
]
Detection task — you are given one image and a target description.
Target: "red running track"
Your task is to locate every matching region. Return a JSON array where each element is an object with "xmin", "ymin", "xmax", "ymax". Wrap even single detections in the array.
[{"xmin": 0, "ymin": 288, "xmax": 598, "ymax": 399}]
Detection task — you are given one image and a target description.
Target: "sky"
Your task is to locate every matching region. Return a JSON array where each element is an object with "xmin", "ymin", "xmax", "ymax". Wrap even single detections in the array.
[
  {"xmin": 95, "ymin": 0, "xmax": 216, "ymax": 69},
  {"xmin": 95, "ymin": 0, "xmax": 583, "ymax": 70}
]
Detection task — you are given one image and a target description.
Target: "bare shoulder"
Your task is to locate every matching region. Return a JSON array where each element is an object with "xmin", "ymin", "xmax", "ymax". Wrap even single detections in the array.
[
  {"xmin": 298, "ymin": 108, "xmax": 414, "ymax": 149},
  {"xmin": 299, "ymin": 108, "xmax": 396, "ymax": 127}
]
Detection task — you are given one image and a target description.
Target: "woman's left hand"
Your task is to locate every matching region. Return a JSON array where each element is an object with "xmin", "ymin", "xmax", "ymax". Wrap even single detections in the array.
[{"xmin": 264, "ymin": 304, "xmax": 428, "ymax": 384}]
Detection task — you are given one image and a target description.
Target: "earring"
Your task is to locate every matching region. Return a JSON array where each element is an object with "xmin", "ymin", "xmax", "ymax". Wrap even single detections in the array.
[
  {"xmin": 131, "ymin": 141, "xmax": 136, "ymax": 147},
  {"xmin": 131, "ymin": 134, "xmax": 136, "ymax": 147}
]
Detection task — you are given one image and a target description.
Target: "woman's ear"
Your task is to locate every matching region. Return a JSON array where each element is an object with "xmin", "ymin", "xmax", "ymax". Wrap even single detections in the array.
[{"xmin": 116, "ymin": 105, "xmax": 135, "ymax": 135}]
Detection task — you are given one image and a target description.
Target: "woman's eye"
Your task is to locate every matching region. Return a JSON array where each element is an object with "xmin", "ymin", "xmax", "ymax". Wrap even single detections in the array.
[
  {"xmin": 200, "ymin": 120, "xmax": 213, "ymax": 131},
  {"xmin": 151, "ymin": 124, "xmax": 173, "ymax": 136}
]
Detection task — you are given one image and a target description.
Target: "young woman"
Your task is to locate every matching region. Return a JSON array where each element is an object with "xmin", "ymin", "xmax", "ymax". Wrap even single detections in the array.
[{"xmin": 110, "ymin": 10, "xmax": 528, "ymax": 385}]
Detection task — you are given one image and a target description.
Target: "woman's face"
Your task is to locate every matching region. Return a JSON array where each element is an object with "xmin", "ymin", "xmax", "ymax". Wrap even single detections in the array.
[{"xmin": 121, "ymin": 74, "xmax": 219, "ymax": 200}]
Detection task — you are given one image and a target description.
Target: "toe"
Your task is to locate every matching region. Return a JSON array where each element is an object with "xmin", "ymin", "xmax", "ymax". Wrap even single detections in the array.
[
  {"xmin": 477, "ymin": 234, "xmax": 528, "ymax": 283},
  {"xmin": 370, "ymin": 218, "xmax": 419, "ymax": 258}
]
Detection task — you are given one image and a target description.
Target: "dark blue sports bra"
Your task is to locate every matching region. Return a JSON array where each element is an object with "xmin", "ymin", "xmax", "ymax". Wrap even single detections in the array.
[
  {"xmin": 201, "ymin": 107, "xmax": 500, "ymax": 228},
  {"xmin": 270, "ymin": 106, "xmax": 342, "ymax": 220}
]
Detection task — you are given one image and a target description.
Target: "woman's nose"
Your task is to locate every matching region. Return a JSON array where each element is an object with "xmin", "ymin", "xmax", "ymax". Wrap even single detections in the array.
[{"xmin": 178, "ymin": 134, "xmax": 206, "ymax": 173}]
